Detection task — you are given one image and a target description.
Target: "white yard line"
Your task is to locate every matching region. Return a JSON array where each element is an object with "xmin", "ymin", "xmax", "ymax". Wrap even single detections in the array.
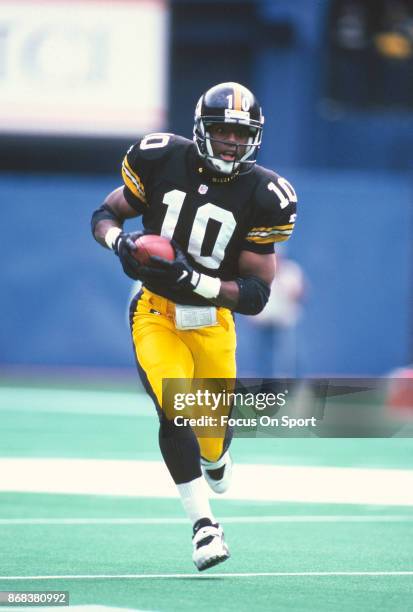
[
  {"xmin": 0, "ymin": 458, "xmax": 412, "ymax": 505},
  {"xmin": 0, "ymin": 515, "xmax": 412, "ymax": 525},
  {"xmin": 1, "ymin": 572, "xmax": 413, "ymax": 580},
  {"xmin": 0, "ymin": 607, "xmax": 149, "ymax": 612}
]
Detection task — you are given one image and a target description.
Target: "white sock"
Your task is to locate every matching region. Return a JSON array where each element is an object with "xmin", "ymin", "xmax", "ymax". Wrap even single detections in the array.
[{"xmin": 176, "ymin": 476, "xmax": 215, "ymax": 525}]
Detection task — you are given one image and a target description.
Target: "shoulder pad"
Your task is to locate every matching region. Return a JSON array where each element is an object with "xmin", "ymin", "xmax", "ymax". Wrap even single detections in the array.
[
  {"xmin": 254, "ymin": 166, "xmax": 298, "ymax": 213},
  {"xmin": 129, "ymin": 133, "xmax": 192, "ymax": 162},
  {"xmin": 122, "ymin": 133, "xmax": 192, "ymax": 207},
  {"xmin": 244, "ymin": 166, "xmax": 298, "ymax": 247}
]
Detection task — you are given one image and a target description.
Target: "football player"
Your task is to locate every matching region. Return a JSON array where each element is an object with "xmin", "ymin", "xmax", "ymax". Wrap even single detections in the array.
[{"xmin": 91, "ymin": 82, "xmax": 297, "ymax": 570}]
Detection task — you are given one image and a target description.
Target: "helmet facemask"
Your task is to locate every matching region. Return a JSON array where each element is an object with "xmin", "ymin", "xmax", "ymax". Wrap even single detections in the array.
[
  {"xmin": 207, "ymin": 123, "xmax": 261, "ymax": 175},
  {"xmin": 194, "ymin": 117, "xmax": 263, "ymax": 176},
  {"xmin": 193, "ymin": 83, "xmax": 264, "ymax": 177}
]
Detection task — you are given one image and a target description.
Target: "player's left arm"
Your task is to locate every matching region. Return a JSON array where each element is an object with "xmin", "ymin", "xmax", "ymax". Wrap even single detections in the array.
[
  {"xmin": 210, "ymin": 173, "xmax": 297, "ymax": 313},
  {"xmin": 148, "ymin": 173, "xmax": 296, "ymax": 313},
  {"xmin": 147, "ymin": 245, "xmax": 275, "ymax": 314},
  {"xmin": 210, "ymin": 250, "xmax": 275, "ymax": 314}
]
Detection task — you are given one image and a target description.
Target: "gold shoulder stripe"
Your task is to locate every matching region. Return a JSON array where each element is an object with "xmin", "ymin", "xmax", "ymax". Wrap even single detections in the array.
[
  {"xmin": 250, "ymin": 224, "xmax": 294, "ymax": 232},
  {"xmin": 246, "ymin": 234, "xmax": 290, "ymax": 244},
  {"xmin": 122, "ymin": 156, "xmax": 147, "ymax": 204}
]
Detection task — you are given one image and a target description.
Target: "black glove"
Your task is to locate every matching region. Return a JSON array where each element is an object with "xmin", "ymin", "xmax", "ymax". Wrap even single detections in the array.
[
  {"xmin": 140, "ymin": 242, "xmax": 197, "ymax": 291},
  {"xmin": 113, "ymin": 231, "xmax": 145, "ymax": 280}
]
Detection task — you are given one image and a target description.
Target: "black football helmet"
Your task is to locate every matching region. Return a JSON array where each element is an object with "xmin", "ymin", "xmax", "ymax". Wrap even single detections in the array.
[{"xmin": 193, "ymin": 82, "xmax": 264, "ymax": 176}]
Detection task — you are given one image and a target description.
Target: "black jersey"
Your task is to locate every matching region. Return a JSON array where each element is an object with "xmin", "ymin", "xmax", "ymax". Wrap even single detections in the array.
[{"xmin": 122, "ymin": 133, "xmax": 297, "ymax": 305}]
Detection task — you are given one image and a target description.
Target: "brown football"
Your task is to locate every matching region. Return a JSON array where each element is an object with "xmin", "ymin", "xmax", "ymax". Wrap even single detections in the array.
[{"xmin": 133, "ymin": 234, "xmax": 175, "ymax": 265}]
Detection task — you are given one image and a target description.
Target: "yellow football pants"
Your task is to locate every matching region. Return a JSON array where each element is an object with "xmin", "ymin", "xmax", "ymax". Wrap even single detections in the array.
[{"xmin": 130, "ymin": 288, "xmax": 237, "ymax": 462}]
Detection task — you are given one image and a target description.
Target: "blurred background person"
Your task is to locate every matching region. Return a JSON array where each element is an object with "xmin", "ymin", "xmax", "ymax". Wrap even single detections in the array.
[{"xmin": 247, "ymin": 247, "xmax": 306, "ymax": 379}]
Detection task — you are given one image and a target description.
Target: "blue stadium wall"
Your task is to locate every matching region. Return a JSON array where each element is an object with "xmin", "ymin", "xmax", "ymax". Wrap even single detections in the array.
[
  {"xmin": 171, "ymin": 0, "xmax": 413, "ymax": 172},
  {"xmin": 1, "ymin": 169, "xmax": 411, "ymax": 376},
  {"xmin": 1, "ymin": 0, "xmax": 413, "ymax": 375}
]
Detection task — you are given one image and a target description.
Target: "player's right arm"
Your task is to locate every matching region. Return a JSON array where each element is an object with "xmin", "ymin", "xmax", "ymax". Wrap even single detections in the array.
[
  {"xmin": 92, "ymin": 134, "xmax": 168, "ymax": 280},
  {"xmin": 91, "ymin": 186, "xmax": 146, "ymax": 280},
  {"xmin": 91, "ymin": 186, "xmax": 139, "ymax": 250}
]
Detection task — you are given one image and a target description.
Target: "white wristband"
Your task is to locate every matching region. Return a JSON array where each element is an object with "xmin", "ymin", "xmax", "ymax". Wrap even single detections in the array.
[
  {"xmin": 192, "ymin": 272, "xmax": 221, "ymax": 299},
  {"xmin": 104, "ymin": 227, "xmax": 122, "ymax": 249}
]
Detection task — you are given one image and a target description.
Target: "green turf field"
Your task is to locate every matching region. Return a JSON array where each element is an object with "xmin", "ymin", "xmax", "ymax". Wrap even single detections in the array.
[{"xmin": 0, "ymin": 384, "xmax": 412, "ymax": 611}]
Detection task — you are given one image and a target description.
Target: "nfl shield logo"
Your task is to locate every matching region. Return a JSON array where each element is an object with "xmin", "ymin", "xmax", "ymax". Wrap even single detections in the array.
[{"xmin": 198, "ymin": 184, "xmax": 208, "ymax": 194}]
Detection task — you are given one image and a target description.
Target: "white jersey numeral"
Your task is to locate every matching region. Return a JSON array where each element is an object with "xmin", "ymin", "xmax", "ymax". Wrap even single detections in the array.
[
  {"xmin": 160, "ymin": 190, "xmax": 236, "ymax": 269},
  {"xmin": 161, "ymin": 190, "xmax": 186, "ymax": 239},
  {"xmin": 188, "ymin": 203, "xmax": 236, "ymax": 269},
  {"xmin": 268, "ymin": 178, "xmax": 297, "ymax": 209},
  {"xmin": 140, "ymin": 133, "xmax": 171, "ymax": 150}
]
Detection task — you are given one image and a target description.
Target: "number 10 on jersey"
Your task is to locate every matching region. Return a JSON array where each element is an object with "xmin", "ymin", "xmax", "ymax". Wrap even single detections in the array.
[{"xmin": 160, "ymin": 189, "xmax": 236, "ymax": 270}]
